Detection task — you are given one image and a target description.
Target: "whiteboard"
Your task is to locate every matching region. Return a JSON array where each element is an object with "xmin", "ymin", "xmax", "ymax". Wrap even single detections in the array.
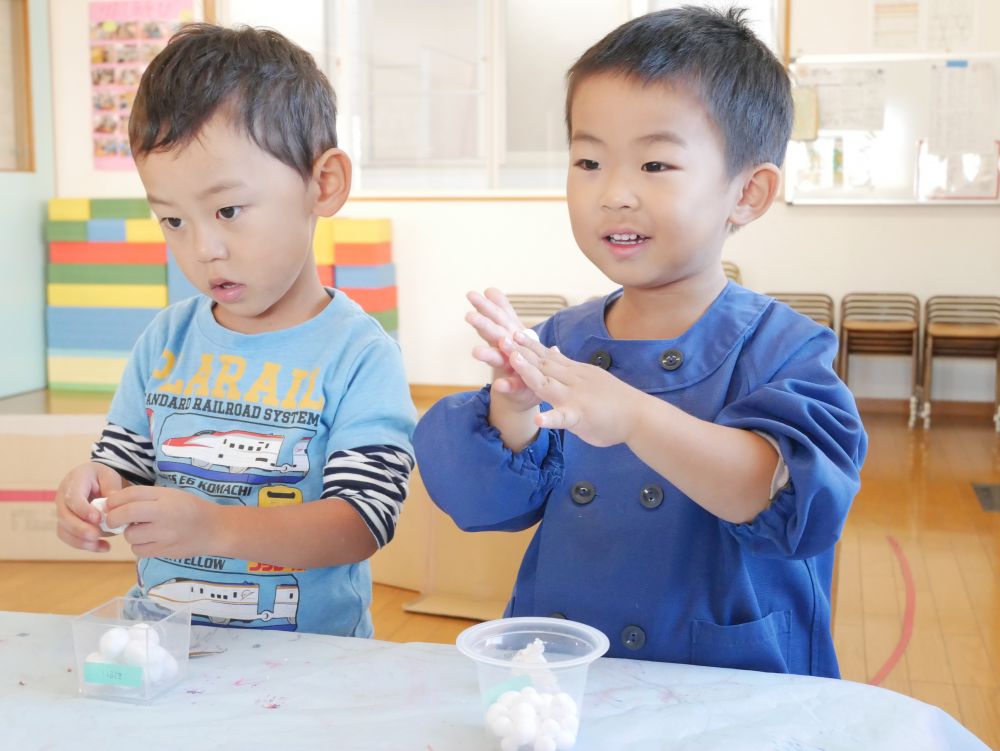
[
  {"xmin": 784, "ymin": 55, "xmax": 1000, "ymax": 204},
  {"xmin": 784, "ymin": 0, "xmax": 1000, "ymax": 205}
]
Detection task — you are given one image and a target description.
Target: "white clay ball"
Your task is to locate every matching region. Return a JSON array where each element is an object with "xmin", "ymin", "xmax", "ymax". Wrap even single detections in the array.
[
  {"xmin": 91, "ymin": 496, "xmax": 128, "ymax": 535},
  {"xmin": 540, "ymin": 718, "xmax": 561, "ymax": 736},
  {"xmin": 499, "ymin": 738, "xmax": 521, "ymax": 751},
  {"xmin": 488, "ymin": 714, "xmax": 513, "ymax": 738},
  {"xmin": 161, "ymin": 652, "xmax": 179, "ymax": 680},
  {"xmin": 146, "ymin": 658, "xmax": 165, "ymax": 683},
  {"xmin": 98, "ymin": 626, "xmax": 129, "ymax": 660},
  {"xmin": 534, "ymin": 736, "xmax": 557, "ymax": 751},
  {"xmin": 486, "ymin": 702, "xmax": 509, "ymax": 725},
  {"xmin": 129, "ymin": 622, "xmax": 161, "ymax": 648},
  {"xmin": 120, "ymin": 640, "xmax": 149, "ymax": 666},
  {"xmin": 560, "ymin": 714, "xmax": 579, "ymax": 735},
  {"xmin": 553, "ymin": 693, "xmax": 578, "ymax": 716},
  {"xmin": 84, "ymin": 651, "xmax": 104, "ymax": 663},
  {"xmin": 514, "ymin": 715, "xmax": 538, "ymax": 745}
]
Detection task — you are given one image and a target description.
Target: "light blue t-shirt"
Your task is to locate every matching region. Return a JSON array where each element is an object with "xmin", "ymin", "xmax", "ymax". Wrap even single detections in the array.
[{"xmin": 105, "ymin": 290, "xmax": 416, "ymax": 636}]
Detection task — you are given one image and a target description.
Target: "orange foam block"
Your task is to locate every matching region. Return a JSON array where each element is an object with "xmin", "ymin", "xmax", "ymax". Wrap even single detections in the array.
[
  {"xmin": 333, "ymin": 242, "xmax": 392, "ymax": 266},
  {"xmin": 338, "ymin": 286, "xmax": 397, "ymax": 313},
  {"xmin": 317, "ymin": 265, "xmax": 334, "ymax": 287},
  {"xmin": 49, "ymin": 242, "xmax": 167, "ymax": 265}
]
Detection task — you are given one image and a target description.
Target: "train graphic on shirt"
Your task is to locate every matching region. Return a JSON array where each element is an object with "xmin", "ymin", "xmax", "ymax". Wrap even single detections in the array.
[
  {"xmin": 146, "ymin": 576, "xmax": 300, "ymax": 629},
  {"xmin": 156, "ymin": 429, "xmax": 312, "ymax": 485}
]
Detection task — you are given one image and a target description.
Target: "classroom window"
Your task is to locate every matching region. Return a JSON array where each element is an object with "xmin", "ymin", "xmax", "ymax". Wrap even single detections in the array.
[
  {"xmin": 0, "ymin": 0, "xmax": 33, "ymax": 171},
  {"xmin": 218, "ymin": 0, "xmax": 781, "ymax": 193}
]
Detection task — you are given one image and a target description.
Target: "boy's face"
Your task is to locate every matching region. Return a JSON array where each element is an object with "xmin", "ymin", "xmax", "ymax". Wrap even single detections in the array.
[
  {"xmin": 566, "ymin": 73, "xmax": 745, "ymax": 293},
  {"xmin": 136, "ymin": 113, "xmax": 325, "ymax": 334}
]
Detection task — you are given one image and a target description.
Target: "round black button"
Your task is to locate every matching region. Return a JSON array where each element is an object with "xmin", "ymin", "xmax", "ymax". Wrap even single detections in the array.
[
  {"xmin": 589, "ymin": 350, "xmax": 612, "ymax": 370},
  {"xmin": 549, "ymin": 612, "xmax": 566, "ymax": 619},
  {"xmin": 621, "ymin": 625, "xmax": 646, "ymax": 650},
  {"xmin": 640, "ymin": 484, "xmax": 664, "ymax": 509},
  {"xmin": 659, "ymin": 349, "xmax": 684, "ymax": 371},
  {"xmin": 570, "ymin": 481, "xmax": 596, "ymax": 505}
]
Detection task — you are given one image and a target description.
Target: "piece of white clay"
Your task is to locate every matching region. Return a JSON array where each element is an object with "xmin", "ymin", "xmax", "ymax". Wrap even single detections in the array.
[
  {"xmin": 97, "ymin": 626, "xmax": 130, "ymax": 660},
  {"xmin": 91, "ymin": 496, "xmax": 128, "ymax": 535},
  {"xmin": 520, "ymin": 328, "xmax": 540, "ymax": 342},
  {"xmin": 129, "ymin": 622, "xmax": 160, "ymax": 648}
]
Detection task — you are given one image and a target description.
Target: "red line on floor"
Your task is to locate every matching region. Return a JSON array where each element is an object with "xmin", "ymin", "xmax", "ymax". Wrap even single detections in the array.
[
  {"xmin": 868, "ymin": 535, "xmax": 916, "ymax": 686},
  {"xmin": 0, "ymin": 490, "xmax": 57, "ymax": 502}
]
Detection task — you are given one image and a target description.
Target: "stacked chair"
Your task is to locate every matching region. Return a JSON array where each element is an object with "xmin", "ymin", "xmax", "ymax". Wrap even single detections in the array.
[
  {"xmin": 838, "ymin": 293, "xmax": 921, "ymax": 427},
  {"xmin": 722, "ymin": 260, "xmax": 742, "ymax": 284},
  {"xmin": 767, "ymin": 293, "xmax": 835, "ymax": 329},
  {"xmin": 507, "ymin": 294, "xmax": 569, "ymax": 328},
  {"xmin": 919, "ymin": 295, "xmax": 1000, "ymax": 431}
]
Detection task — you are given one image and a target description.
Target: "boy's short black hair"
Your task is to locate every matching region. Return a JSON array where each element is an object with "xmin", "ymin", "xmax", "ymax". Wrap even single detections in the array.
[
  {"xmin": 129, "ymin": 23, "xmax": 337, "ymax": 180},
  {"xmin": 566, "ymin": 6, "xmax": 792, "ymax": 174}
]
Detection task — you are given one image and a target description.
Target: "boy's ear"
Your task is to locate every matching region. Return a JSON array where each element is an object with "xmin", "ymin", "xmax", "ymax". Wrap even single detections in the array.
[
  {"xmin": 728, "ymin": 163, "xmax": 781, "ymax": 228},
  {"xmin": 310, "ymin": 147, "xmax": 352, "ymax": 217}
]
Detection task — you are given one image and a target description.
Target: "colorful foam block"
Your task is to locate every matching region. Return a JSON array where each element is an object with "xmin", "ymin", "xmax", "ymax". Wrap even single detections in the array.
[
  {"xmin": 369, "ymin": 308, "xmax": 398, "ymax": 332},
  {"xmin": 313, "ymin": 219, "xmax": 335, "ymax": 266},
  {"xmin": 48, "ymin": 263, "xmax": 167, "ymax": 285},
  {"xmin": 86, "ymin": 219, "xmax": 127, "ymax": 242},
  {"xmin": 334, "ymin": 242, "xmax": 392, "ymax": 266},
  {"xmin": 47, "ymin": 283, "xmax": 168, "ymax": 308},
  {"xmin": 46, "ymin": 307, "xmax": 159, "ymax": 351},
  {"xmin": 338, "ymin": 286, "xmax": 397, "ymax": 313},
  {"xmin": 47, "ymin": 351, "xmax": 130, "ymax": 391},
  {"xmin": 318, "ymin": 266, "xmax": 334, "ymax": 287},
  {"xmin": 333, "ymin": 264, "xmax": 396, "ymax": 289},
  {"xmin": 125, "ymin": 218, "xmax": 164, "ymax": 243},
  {"xmin": 89, "ymin": 198, "xmax": 153, "ymax": 219},
  {"xmin": 48, "ymin": 199, "xmax": 91, "ymax": 222},
  {"xmin": 49, "ymin": 242, "xmax": 167, "ymax": 265},
  {"xmin": 332, "ymin": 218, "xmax": 391, "ymax": 244},
  {"xmin": 46, "ymin": 221, "xmax": 89, "ymax": 242}
]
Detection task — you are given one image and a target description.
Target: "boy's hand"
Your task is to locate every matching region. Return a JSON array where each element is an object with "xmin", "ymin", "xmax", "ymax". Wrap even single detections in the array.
[
  {"xmin": 506, "ymin": 329, "xmax": 645, "ymax": 448},
  {"xmin": 56, "ymin": 462, "xmax": 126, "ymax": 553},
  {"xmin": 465, "ymin": 288, "xmax": 540, "ymax": 412},
  {"xmin": 104, "ymin": 486, "xmax": 221, "ymax": 559}
]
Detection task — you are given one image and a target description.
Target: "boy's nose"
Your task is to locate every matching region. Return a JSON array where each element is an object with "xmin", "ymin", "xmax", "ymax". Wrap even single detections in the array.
[
  {"xmin": 599, "ymin": 172, "xmax": 637, "ymax": 210},
  {"xmin": 192, "ymin": 226, "xmax": 228, "ymax": 262}
]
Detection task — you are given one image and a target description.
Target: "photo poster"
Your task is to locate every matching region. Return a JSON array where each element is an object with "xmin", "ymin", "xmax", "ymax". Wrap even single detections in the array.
[{"xmin": 89, "ymin": 0, "xmax": 194, "ymax": 170}]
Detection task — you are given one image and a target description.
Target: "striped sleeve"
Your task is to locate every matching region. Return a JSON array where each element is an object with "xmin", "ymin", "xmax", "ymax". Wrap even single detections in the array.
[
  {"xmin": 90, "ymin": 422, "xmax": 156, "ymax": 487},
  {"xmin": 321, "ymin": 444, "xmax": 414, "ymax": 548}
]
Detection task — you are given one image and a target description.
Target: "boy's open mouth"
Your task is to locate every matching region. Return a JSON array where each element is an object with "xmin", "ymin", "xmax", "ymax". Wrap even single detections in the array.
[{"xmin": 605, "ymin": 233, "xmax": 649, "ymax": 245}]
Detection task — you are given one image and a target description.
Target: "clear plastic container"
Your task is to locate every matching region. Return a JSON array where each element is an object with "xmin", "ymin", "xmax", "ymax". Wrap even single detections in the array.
[
  {"xmin": 71, "ymin": 596, "xmax": 191, "ymax": 702},
  {"xmin": 457, "ymin": 617, "xmax": 610, "ymax": 750}
]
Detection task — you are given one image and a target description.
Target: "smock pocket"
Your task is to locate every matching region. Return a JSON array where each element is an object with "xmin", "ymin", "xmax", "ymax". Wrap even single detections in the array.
[{"xmin": 691, "ymin": 610, "xmax": 791, "ymax": 673}]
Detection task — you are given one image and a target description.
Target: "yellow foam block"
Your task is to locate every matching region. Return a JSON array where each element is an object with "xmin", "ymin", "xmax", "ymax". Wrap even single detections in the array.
[
  {"xmin": 47, "ymin": 355, "xmax": 129, "ymax": 385},
  {"xmin": 313, "ymin": 219, "xmax": 335, "ymax": 265},
  {"xmin": 48, "ymin": 198, "xmax": 91, "ymax": 221},
  {"xmin": 125, "ymin": 218, "xmax": 164, "ymax": 243},
  {"xmin": 47, "ymin": 283, "xmax": 168, "ymax": 308},
  {"xmin": 332, "ymin": 218, "xmax": 391, "ymax": 244}
]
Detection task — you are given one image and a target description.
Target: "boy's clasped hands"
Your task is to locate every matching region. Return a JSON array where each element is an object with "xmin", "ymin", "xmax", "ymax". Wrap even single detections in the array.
[{"xmin": 467, "ymin": 287, "xmax": 641, "ymax": 449}]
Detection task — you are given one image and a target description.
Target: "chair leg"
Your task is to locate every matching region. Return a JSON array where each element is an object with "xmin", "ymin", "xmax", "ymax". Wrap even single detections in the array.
[
  {"xmin": 994, "ymin": 351, "xmax": 1000, "ymax": 433},
  {"xmin": 921, "ymin": 335, "xmax": 934, "ymax": 429},
  {"xmin": 908, "ymin": 331, "xmax": 919, "ymax": 429}
]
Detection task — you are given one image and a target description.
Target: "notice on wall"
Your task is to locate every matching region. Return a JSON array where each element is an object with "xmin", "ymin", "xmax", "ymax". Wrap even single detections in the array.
[
  {"xmin": 794, "ymin": 65, "xmax": 887, "ymax": 132},
  {"xmin": 928, "ymin": 60, "xmax": 996, "ymax": 156},
  {"xmin": 89, "ymin": 0, "xmax": 194, "ymax": 171},
  {"xmin": 926, "ymin": 0, "xmax": 977, "ymax": 51}
]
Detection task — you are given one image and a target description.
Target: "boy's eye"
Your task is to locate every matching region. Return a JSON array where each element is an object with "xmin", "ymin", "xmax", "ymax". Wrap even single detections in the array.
[
  {"xmin": 575, "ymin": 159, "xmax": 600, "ymax": 171},
  {"xmin": 642, "ymin": 162, "xmax": 674, "ymax": 173},
  {"xmin": 162, "ymin": 217, "xmax": 183, "ymax": 229},
  {"xmin": 217, "ymin": 206, "xmax": 242, "ymax": 220}
]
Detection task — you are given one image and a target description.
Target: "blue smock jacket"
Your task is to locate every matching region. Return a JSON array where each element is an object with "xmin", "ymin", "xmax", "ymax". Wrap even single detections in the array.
[{"xmin": 414, "ymin": 283, "xmax": 866, "ymax": 677}]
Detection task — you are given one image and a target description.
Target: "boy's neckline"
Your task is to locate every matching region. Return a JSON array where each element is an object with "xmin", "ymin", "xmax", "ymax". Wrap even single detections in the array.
[
  {"xmin": 600, "ymin": 280, "xmax": 734, "ymax": 342},
  {"xmin": 196, "ymin": 288, "xmax": 340, "ymax": 347}
]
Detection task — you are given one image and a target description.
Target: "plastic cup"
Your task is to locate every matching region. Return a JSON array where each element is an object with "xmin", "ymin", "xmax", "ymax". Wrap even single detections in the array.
[
  {"xmin": 457, "ymin": 617, "xmax": 610, "ymax": 750},
  {"xmin": 71, "ymin": 596, "xmax": 191, "ymax": 702}
]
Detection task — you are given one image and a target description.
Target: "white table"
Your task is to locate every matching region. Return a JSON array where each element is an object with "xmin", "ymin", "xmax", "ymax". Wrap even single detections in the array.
[{"xmin": 0, "ymin": 612, "xmax": 987, "ymax": 750}]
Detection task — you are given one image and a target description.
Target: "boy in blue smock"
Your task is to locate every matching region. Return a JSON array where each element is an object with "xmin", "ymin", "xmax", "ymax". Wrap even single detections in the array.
[
  {"xmin": 55, "ymin": 25, "xmax": 416, "ymax": 637},
  {"xmin": 414, "ymin": 7, "xmax": 866, "ymax": 676}
]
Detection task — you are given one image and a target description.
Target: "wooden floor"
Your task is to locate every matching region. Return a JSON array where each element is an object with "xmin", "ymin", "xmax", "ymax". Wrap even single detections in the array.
[{"xmin": 1, "ymin": 411, "xmax": 997, "ymax": 744}]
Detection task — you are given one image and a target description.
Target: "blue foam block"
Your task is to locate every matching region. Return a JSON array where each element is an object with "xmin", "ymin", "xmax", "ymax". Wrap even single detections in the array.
[
  {"xmin": 333, "ymin": 263, "xmax": 396, "ymax": 289},
  {"xmin": 86, "ymin": 219, "xmax": 127, "ymax": 242},
  {"xmin": 46, "ymin": 307, "xmax": 158, "ymax": 351}
]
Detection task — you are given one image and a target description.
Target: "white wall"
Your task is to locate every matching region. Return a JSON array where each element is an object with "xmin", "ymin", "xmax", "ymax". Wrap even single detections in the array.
[{"xmin": 47, "ymin": 0, "xmax": 1000, "ymax": 400}]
